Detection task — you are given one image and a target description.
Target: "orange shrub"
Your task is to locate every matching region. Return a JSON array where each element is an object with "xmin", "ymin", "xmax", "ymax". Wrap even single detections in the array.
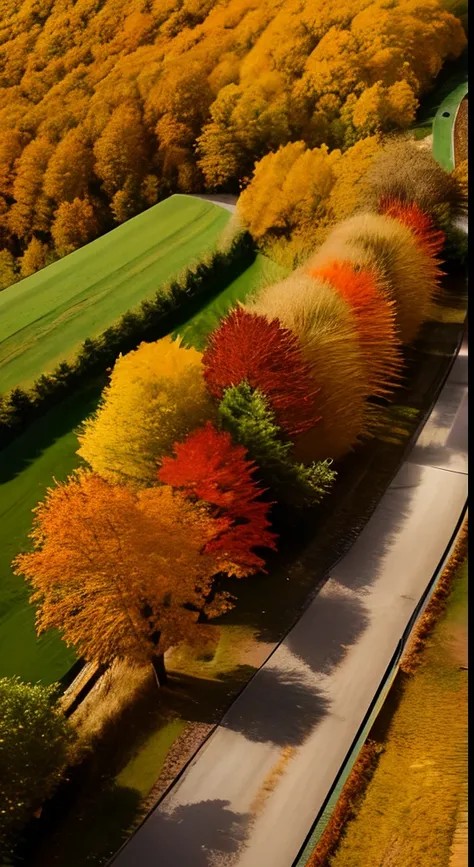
[
  {"xmin": 308, "ymin": 260, "xmax": 403, "ymax": 402},
  {"xmin": 378, "ymin": 198, "xmax": 446, "ymax": 258},
  {"xmin": 308, "ymin": 212, "xmax": 441, "ymax": 344}
]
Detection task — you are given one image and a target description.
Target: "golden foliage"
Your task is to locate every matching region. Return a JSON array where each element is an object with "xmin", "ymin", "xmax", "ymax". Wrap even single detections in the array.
[
  {"xmin": 308, "ymin": 212, "xmax": 441, "ymax": 344},
  {"xmin": 13, "ymin": 469, "xmax": 235, "ymax": 667},
  {"xmin": 246, "ymin": 272, "xmax": 371, "ymax": 461},
  {"xmin": 77, "ymin": 336, "xmax": 215, "ymax": 487},
  {"xmin": 50, "ymin": 196, "xmax": 99, "ymax": 257}
]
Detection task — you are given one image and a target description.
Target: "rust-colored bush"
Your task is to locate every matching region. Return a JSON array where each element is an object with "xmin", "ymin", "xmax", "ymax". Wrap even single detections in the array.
[
  {"xmin": 246, "ymin": 272, "xmax": 371, "ymax": 462},
  {"xmin": 306, "ymin": 740, "xmax": 382, "ymax": 867},
  {"xmin": 308, "ymin": 260, "xmax": 403, "ymax": 401},
  {"xmin": 202, "ymin": 307, "xmax": 322, "ymax": 439},
  {"xmin": 379, "ymin": 198, "xmax": 446, "ymax": 258},
  {"xmin": 360, "ymin": 138, "xmax": 467, "ymax": 219},
  {"xmin": 308, "ymin": 212, "xmax": 441, "ymax": 344}
]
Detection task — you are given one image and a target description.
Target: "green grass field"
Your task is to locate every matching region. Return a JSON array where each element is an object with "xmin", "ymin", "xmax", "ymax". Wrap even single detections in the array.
[
  {"xmin": 0, "ymin": 195, "xmax": 230, "ymax": 392},
  {"xmin": 0, "ymin": 250, "xmax": 282, "ymax": 685}
]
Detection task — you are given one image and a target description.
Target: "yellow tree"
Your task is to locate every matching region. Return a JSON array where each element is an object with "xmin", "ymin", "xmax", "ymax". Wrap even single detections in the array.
[
  {"xmin": 19, "ymin": 238, "xmax": 52, "ymax": 278},
  {"xmin": 77, "ymin": 336, "xmax": 216, "ymax": 487},
  {"xmin": 51, "ymin": 196, "xmax": 99, "ymax": 256},
  {"xmin": 13, "ymin": 471, "xmax": 237, "ymax": 685},
  {"xmin": 43, "ymin": 126, "xmax": 94, "ymax": 204},
  {"xmin": 0, "ymin": 249, "xmax": 19, "ymax": 290},
  {"xmin": 93, "ymin": 103, "xmax": 149, "ymax": 197},
  {"xmin": 7, "ymin": 138, "xmax": 54, "ymax": 239}
]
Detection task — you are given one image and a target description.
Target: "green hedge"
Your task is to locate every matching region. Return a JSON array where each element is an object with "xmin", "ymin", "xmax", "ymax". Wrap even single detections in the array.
[{"xmin": 0, "ymin": 232, "xmax": 255, "ymax": 449}]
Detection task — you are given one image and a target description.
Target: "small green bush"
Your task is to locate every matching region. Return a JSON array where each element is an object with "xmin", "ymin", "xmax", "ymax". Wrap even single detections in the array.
[
  {"xmin": 0, "ymin": 676, "xmax": 75, "ymax": 859},
  {"xmin": 218, "ymin": 381, "xmax": 336, "ymax": 507}
]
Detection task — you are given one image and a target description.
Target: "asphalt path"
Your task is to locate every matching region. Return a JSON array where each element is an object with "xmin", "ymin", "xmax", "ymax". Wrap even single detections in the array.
[{"xmin": 111, "ymin": 329, "xmax": 467, "ymax": 867}]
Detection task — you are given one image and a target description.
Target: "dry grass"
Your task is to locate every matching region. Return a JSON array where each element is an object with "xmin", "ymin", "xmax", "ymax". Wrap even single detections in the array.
[
  {"xmin": 360, "ymin": 138, "xmax": 467, "ymax": 218},
  {"xmin": 70, "ymin": 659, "xmax": 155, "ymax": 757},
  {"xmin": 308, "ymin": 212, "xmax": 441, "ymax": 344},
  {"xmin": 318, "ymin": 553, "xmax": 468, "ymax": 867},
  {"xmin": 246, "ymin": 272, "xmax": 371, "ymax": 461}
]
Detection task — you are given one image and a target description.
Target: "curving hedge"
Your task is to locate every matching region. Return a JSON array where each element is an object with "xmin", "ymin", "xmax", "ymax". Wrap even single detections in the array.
[{"xmin": 0, "ymin": 231, "xmax": 255, "ymax": 449}]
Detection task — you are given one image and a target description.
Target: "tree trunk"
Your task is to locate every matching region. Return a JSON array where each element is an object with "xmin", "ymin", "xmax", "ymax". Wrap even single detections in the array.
[{"xmin": 151, "ymin": 653, "xmax": 168, "ymax": 688}]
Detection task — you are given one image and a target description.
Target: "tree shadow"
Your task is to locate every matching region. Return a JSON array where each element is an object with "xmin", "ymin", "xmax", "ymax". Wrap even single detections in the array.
[
  {"xmin": 0, "ymin": 381, "xmax": 103, "ymax": 484},
  {"xmin": 112, "ymin": 799, "xmax": 251, "ymax": 867},
  {"xmin": 164, "ymin": 666, "xmax": 258, "ymax": 726},
  {"xmin": 221, "ymin": 666, "xmax": 330, "ymax": 747},
  {"xmin": 286, "ymin": 591, "xmax": 370, "ymax": 675}
]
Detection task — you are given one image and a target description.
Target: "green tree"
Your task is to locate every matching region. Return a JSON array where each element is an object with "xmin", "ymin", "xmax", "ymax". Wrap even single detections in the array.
[
  {"xmin": 218, "ymin": 381, "xmax": 336, "ymax": 507},
  {"xmin": 0, "ymin": 676, "xmax": 74, "ymax": 858}
]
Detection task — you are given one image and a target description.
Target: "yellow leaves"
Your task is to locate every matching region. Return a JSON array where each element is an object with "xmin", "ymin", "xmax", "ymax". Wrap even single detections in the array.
[{"xmin": 77, "ymin": 336, "xmax": 216, "ymax": 487}]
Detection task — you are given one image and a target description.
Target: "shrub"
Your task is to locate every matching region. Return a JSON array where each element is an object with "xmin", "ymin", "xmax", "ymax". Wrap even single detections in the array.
[
  {"xmin": 202, "ymin": 307, "xmax": 322, "ymax": 439},
  {"xmin": 0, "ymin": 677, "xmax": 74, "ymax": 858},
  {"xmin": 218, "ymin": 382, "xmax": 336, "ymax": 507},
  {"xmin": 378, "ymin": 199, "xmax": 446, "ymax": 258},
  {"xmin": 77, "ymin": 336, "xmax": 216, "ymax": 487},
  {"xmin": 308, "ymin": 212, "xmax": 442, "ymax": 344},
  {"xmin": 360, "ymin": 138, "xmax": 467, "ymax": 224},
  {"xmin": 247, "ymin": 272, "xmax": 371, "ymax": 462},
  {"xmin": 158, "ymin": 421, "xmax": 277, "ymax": 577},
  {"xmin": 307, "ymin": 260, "xmax": 403, "ymax": 403}
]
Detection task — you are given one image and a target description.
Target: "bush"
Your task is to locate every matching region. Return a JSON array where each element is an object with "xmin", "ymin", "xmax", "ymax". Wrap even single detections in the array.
[
  {"xmin": 0, "ymin": 677, "xmax": 74, "ymax": 859},
  {"xmin": 218, "ymin": 381, "xmax": 336, "ymax": 507},
  {"xmin": 360, "ymin": 138, "xmax": 467, "ymax": 227},
  {"xmin": 247, "ymin": 272, "xmax": 371, "ymax": 462},
  {"xmin": 308, "ymin": 212, "xmax": 442, "ymax": 344},
  {"xmin": 307, "ymin": 260, "xmax": 402, "ymax": 406},
  {"xmin": 0, "ymin": 230, "xmax": 255, "ymax": 450}
]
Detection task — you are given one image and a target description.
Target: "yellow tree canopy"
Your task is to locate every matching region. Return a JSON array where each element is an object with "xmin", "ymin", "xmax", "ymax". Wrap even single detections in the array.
[{"xmin": 77, "ymin": 335, "xmax": 216, "ymax": 487}]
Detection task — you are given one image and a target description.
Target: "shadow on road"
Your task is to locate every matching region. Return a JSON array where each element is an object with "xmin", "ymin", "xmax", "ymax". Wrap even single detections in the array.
[
  {"xmin": 115, "ymin": 799, "xmax": 251, "ymax": 867},
  {"xmin": 221, "ymin": 667, "xmax": 330, "ymax": 747}
]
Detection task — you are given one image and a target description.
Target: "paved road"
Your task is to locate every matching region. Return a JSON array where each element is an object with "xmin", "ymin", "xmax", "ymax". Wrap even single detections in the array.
[
  {"xmin": 111, "ymin": 331, "xmax": 467, "ymax": 867},
  {"xmin": 190, "ymin": 193, "xmax": 238, "ymax": 213}
]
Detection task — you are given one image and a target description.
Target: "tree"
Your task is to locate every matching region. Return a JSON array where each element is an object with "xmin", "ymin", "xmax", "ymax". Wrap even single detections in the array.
[
  {"xmin": 202, "ymin": 308, "xmax": 321, "ymax": 440},
  {"xmin": 43, "ymin": 127, "xmax": 94, "ymax": 203},
  {"xmin": 0, "ymin": 677, "xmax": 74, "ymax": 858},
  {"xmin": 7, "ymin": 137, "xmax": 54, "ymax": 239},
  {"xmin": 159, "ymin": 421, "xmax": 277, "ymax": 576},
  {"xmin": 93, "ymin": 103, "xmax": 149, "ymax": 197},
  {"xmin": 77, "ymin": 336, "xmax": 216, "ymax": 487},
  {"xmin": 13, "ymin": 471, "xmax": 245, "ymax": 684},
  {"xmin": 51, "ymin": 196, "xmax": 98, "ymax": 256},
  {"xmin": 19, "ymin": 237, "xmax": 52, "ymax": 278},
  {"xmin": 0, "ymin": 248, "xmax": 19, "ymax": 290},
  {"xmin": 218, "ymin": 382, "xmax": 337, "ymax": 507},
  {"xmin": 307, "ymin": 260, "xmax": 402, "ymax": 402}
]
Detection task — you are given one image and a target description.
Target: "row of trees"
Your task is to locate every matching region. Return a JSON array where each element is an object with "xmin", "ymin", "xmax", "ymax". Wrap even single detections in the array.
[
  {"xmin": 0, "ymin": 0, "xmax": 466, "ymax": 285},
  {"xmin": 13, "ymin": 140, "xmax": 466, "ymax": 687}
]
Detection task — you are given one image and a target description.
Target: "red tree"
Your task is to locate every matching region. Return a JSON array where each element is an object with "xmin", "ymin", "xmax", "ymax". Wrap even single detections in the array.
[
  {"xmin": 202, "ymin": 308, "xmax": 321, "ymax": 439},
  {"xmin": 158, "ymin": 422, "xmax": 277, "ymax": 577},
  {"xmin": 379, "ymin": 198, "xmax": 445, "ymax": 258}
]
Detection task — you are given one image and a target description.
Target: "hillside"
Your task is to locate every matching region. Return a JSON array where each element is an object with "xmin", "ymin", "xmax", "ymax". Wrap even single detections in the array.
[{"xmin": 0, "ymin": 0, "xmax": 466, "ymax": 286}]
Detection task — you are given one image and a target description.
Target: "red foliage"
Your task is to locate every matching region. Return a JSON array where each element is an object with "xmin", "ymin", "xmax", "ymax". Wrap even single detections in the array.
[
  {"xmin": 379, "ymin": 197, "xmax": 445, "ymax": 258},
  {"xmin": 202, "ymin": 307, "xmax": 321, "ymax": 439},
  {"xmin": 307, "ymin": 260, "xmax": 402, "ymax": 399},
  {"xmin": 158, "ymin": 422, "xmax": 277, "ymax": 576}
]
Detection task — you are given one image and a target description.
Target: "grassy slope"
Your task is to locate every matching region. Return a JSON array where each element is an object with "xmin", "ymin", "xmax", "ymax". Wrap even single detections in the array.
[
  {"xmin": 329, "ymin": 560, "xmax": 468, "ymax": 867},
  {"xmin": 0, "ymin": 195, "xmax": 229, "ymax": 392},
  {"xmin": 0, "ymin": 252, "xmax": 282, "ymax": 686}
]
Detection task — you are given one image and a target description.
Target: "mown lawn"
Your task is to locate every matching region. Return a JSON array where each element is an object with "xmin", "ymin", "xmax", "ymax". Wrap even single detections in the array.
[
  {"xmin": 329, "ymin": 559, "xmax": 468, "ymax": 867},
  {"xmin": 0, "ymin": 195, "xmax": 229, "ymax": 392}
]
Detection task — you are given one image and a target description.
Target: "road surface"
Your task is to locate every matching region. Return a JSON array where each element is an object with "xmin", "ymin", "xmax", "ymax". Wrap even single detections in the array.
[{"xmin": 111, "ymin": 328, "xmax": 467, "ymax": 867}]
